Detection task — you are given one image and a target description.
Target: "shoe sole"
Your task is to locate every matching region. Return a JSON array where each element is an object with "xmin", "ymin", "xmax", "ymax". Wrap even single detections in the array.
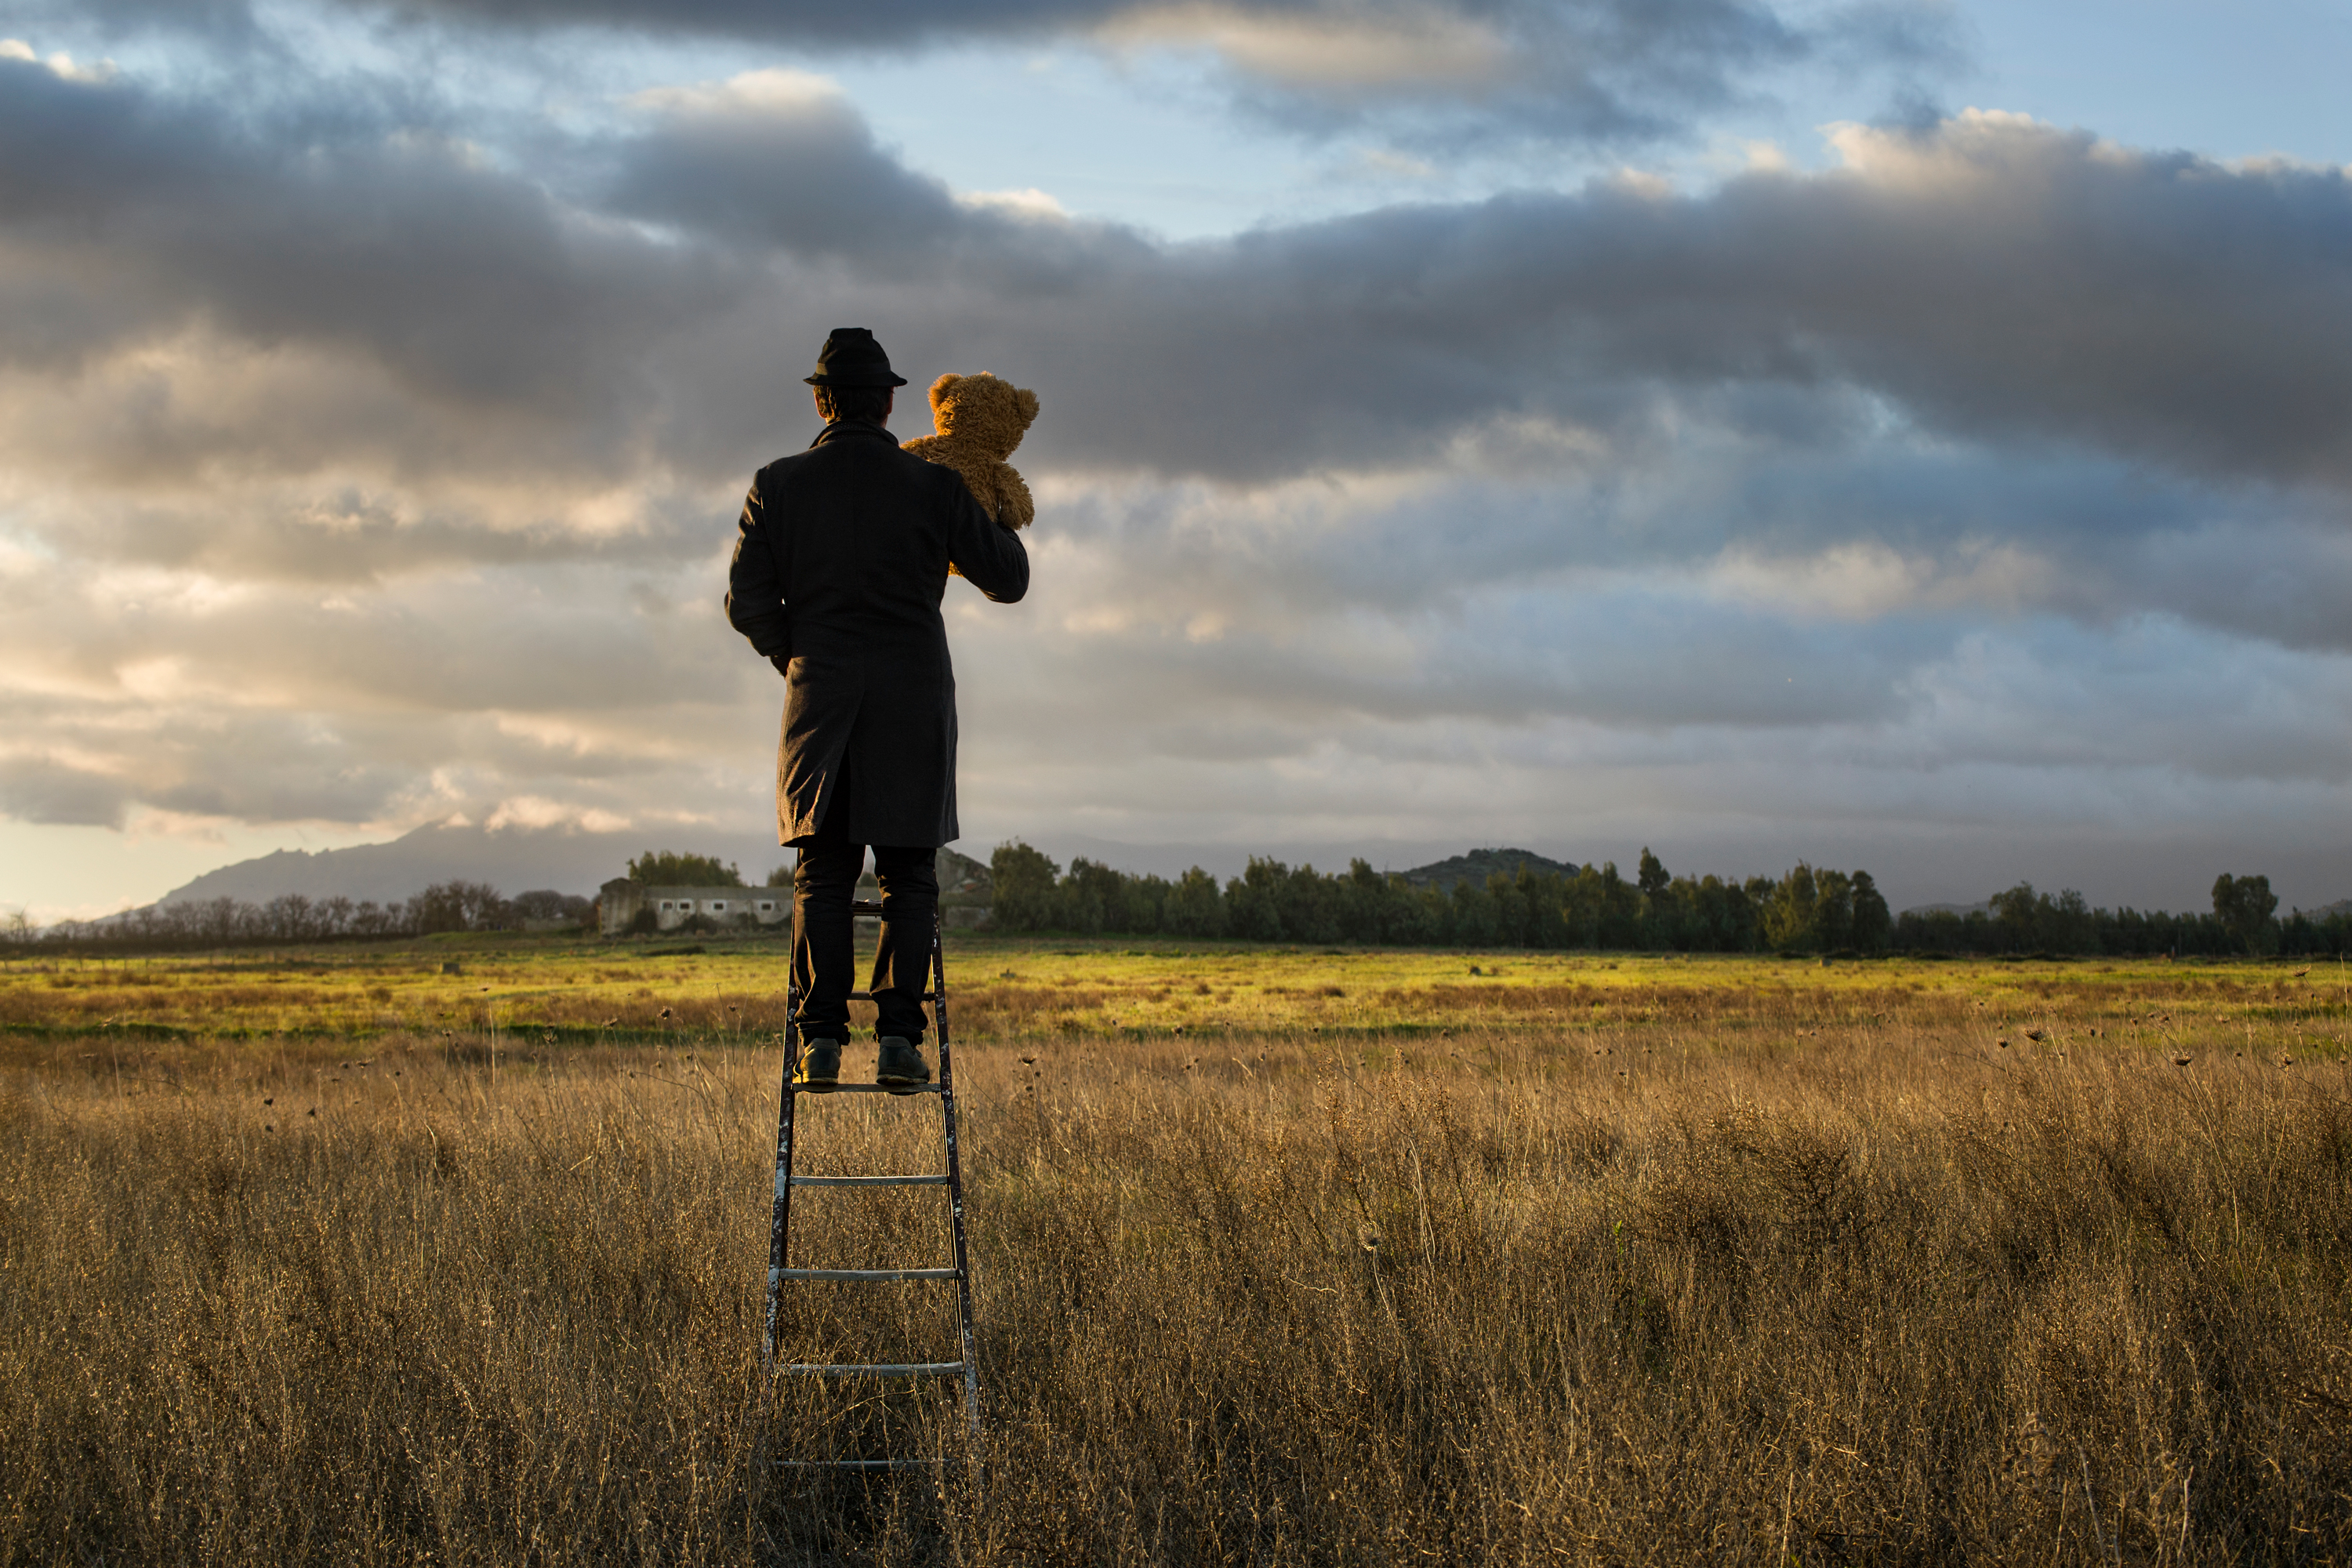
[{"xmin": 876, "ymin": 1075, "xmax": 930, "ymax": 1096}]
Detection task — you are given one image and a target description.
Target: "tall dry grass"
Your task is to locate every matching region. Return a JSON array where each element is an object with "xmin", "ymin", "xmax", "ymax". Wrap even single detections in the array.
[{"xmin": 3, "ymin": 1018, "xmax": 2348, "ymax": 1564}]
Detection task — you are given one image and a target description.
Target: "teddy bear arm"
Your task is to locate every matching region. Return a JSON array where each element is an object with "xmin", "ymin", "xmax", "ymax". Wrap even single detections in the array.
[{"xmin": 997, "ymin": 464, "xmax": 1034, "ymax": 530}]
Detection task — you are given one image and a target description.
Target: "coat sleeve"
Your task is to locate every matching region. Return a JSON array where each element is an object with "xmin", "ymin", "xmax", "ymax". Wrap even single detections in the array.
[
  {"xmin": 945, "ymin": 472, "xmax": 1029, "ymax": 604},
  {"xmin": 724, "ymin": 468, "xmax": 793, "ymax": 671}
]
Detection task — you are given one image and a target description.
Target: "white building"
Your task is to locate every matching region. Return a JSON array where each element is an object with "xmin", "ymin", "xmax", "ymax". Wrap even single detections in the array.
[{"xmin": 597, "ymin": 880, "xmax": 786, "ymax": 937}]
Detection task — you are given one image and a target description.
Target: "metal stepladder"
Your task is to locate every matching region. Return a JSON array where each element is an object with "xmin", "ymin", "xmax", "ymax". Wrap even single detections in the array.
[{"xmin": 762, "ymin": 897, "xmax": 980, "ymax": 1469}]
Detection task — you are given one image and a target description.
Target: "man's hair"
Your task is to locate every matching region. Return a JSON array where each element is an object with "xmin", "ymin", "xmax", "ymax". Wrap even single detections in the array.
[{"xmin": 815, "ymin": 385, "xmax": 893, "ymax": 423}]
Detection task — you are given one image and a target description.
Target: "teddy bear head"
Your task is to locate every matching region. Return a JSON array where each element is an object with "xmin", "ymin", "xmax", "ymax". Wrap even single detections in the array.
[{"xmin": 926, "ymin": 372, "xmax": 1040, "ymax": 461}]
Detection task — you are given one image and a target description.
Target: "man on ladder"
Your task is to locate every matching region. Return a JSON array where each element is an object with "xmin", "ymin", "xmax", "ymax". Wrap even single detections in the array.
[{"xmin": 725, "ymin": 326, "xmax": 1029, "ymax": 1089}]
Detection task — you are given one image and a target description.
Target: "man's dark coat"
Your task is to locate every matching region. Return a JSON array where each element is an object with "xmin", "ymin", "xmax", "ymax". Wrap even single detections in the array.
[{"xmin": 726, "ymin": 419, "xmax": 1029, "ymax": 848}]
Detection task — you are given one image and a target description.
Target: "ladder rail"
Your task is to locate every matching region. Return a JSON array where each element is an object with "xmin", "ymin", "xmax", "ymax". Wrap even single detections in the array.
[
  {"xmin": 934, "ymin": 912, "xmax": 982, "ymax": 1436},
  {"xmin": 761, "ymin": 980, "xmax": 800, "ymax": 1365}
]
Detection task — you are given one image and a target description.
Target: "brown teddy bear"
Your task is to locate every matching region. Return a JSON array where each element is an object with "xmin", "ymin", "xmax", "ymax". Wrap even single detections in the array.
[{"xmin": 902, "ymin": 372, "xmax": 1040, "ymax": 530}]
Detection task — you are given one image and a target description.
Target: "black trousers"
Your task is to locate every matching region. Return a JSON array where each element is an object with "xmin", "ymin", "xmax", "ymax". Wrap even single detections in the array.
[{"xmin": 791, "ymin": 775, "xmax": 937, "ymax": 1043}]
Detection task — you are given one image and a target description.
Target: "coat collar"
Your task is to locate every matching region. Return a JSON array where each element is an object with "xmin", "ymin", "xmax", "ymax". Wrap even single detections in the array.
[{"xmin": 809, "ymin": 419, "xmax": 898, "ymax": 450}]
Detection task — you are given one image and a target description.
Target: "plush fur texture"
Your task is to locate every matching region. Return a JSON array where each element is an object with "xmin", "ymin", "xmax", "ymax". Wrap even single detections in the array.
[{"xmin": 902, "ymin": 373, "xmax": 1040, "ymax": 530}]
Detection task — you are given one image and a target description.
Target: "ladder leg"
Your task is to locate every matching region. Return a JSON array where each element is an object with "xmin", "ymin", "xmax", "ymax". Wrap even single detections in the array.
[
  {"xmin": 934, "ymin": 909, "xmax": 982, "ymax": 1437},
  {"xmin": 763, "ymin": 888, "xmax": 803, "ymax": 1369}
]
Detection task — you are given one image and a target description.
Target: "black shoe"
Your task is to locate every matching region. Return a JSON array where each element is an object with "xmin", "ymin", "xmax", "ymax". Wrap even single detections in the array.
[
  {"xmin": 875, "ymin": 1036, "xmax": 931, "ymax": 1094},
  {"xmin": 798, "ymin": 1038, "xmax": 843, "ymax": 1092}
]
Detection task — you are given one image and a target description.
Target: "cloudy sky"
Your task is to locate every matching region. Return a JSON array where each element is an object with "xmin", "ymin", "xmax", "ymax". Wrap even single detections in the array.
[{"xmin": 3, "ymin": 0, "xmax": 2350, "ymax": 921}]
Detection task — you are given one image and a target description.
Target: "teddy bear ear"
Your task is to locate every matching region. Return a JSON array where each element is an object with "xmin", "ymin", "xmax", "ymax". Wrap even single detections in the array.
[
  {"xmin": 928, "ymin": 373, "xmax": 960, "ymax": 408},
  {"xmin": 1013, "ymin": 387, "xmax": 1040, "ymax": 426}
]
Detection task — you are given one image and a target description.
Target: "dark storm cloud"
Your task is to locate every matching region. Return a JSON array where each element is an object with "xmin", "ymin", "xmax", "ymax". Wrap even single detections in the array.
[
  {"xmin": 1189, "ymin": 0, "xmax": 1952, "ymax": 151},
  {"xmin": 0, "ymin": 51, "xmax": 746, "ymax": 456},
  {"xmin": 322, "ymin": 0, "xmax": 1942, "ymax": 125},
  {"xmin": 9, "ymin": 51, "xmax": 2352, "ymax": 562},
  {"xmin": 602, "ymin": 72, "xmax": 975, "ymax": 263},
  {"xmin": 590, "ymin": 82, "xmax": 2352, "ymax": 495},
  {"xmin": 1173, "ymin": 594, "xmax": 1917, "ymax": 728},
  {"xmin": 27, "ymin": 0, "xmax": 1953, "ymax": 152},
  {"xmin": 345, "ymin": 0, "xmax": 1191, "ymax": 43},
  {"xmin": 938, "ymin": 126, "xmax": 2352, "ymax": 491},
  {"xmin": 0, "ymin": 0, "xmax": 261, "ymax": 43},
  {"xmin": 0, "ymin": 752, "xmax": 132, "ymax": 827}
]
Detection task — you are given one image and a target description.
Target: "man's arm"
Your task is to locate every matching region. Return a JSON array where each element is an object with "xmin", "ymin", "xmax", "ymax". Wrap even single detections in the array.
[
  {"xmin": 945, "ymin": 477, "xmax": 1029, "ymax": 604},
  {"xmin": 724, "ymin": 469, "xmax": 793, "ymax": 670}
]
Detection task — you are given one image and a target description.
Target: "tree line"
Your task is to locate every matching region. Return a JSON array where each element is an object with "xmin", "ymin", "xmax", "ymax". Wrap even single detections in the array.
[
  {"xmin": 7, "ymin": 884, "xmax": 593, "ymax": 951},
  {"xmin": 1896, "ymin": 874, "xmax": 2348, "ymax": 956},
  {"xmin": 988, "ymin": 844, "xmax": 1896, "ymax": 952},
  {"xmin": 9, "ymin": 851, "xmax": 2332, "ymax": 959},
  {"xmin": 989, "ymin": 848, "xmax": 2338, "ymax": 958}
]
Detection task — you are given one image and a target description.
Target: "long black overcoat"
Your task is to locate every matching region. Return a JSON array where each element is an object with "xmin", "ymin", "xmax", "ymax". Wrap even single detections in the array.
[{"xmin": 725, "ymin": 419, "xmax": 1029, "ymax": 848}]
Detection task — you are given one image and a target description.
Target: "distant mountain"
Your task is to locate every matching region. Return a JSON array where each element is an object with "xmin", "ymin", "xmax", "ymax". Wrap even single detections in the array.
[
  {"xmin": 1018, "ymin": 833, "xmax": 1472, "ymax": 882},
  {"xmin": 1396, "ymin": 848, "xmax": 1581, "ymax": 892},
  {"xmin": 158, "ymin": 821, "xmax": 786, "ymax": 908},
  {"xmin": 2299, "ymin": 898, "xmax": 2352, "ymax": 920},
  {"xmin": 154, "ymin": 827, "xmax": 1600, "ymax": 913}
]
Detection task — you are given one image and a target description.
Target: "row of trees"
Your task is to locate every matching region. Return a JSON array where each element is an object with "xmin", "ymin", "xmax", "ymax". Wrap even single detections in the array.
[
  {"xmin": 622, "ymin": 851, "xmax": 771, "ymax": 887},
  {"xmin": 1895, "ymin": 874, "xmax": 2347, "ymax": 956},
  {"xmin": 990, "ymin": 848, "xmax": 2332, "ymax": 957},
  {"xmin": 989, "ymin": 844, "xmax": 1896, "ymax": 953},
  {"xmin": 9, "ymin": 884, "xmax": 593, "ymax": 950},
  {"xmin": 7, "ymin": 851, "xmax": 2325, "ymax": 958},
  {"xmin": 622, "ymin": 849, "xmax": 811, "ymax": 888}
]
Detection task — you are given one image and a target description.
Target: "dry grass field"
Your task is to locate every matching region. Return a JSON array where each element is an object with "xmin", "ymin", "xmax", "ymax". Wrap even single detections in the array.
[{"xmin": 3, "ymin": 937, "xmax": 2350, "ymax": 1564}]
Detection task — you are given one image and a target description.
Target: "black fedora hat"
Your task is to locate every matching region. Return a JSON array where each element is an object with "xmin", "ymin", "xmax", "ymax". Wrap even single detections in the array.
[{"xmin": 804, "ymin": 326, "xmax": 909, "ymax": 387}]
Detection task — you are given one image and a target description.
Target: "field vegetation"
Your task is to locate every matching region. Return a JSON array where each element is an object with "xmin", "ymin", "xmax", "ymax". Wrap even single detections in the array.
[
  {"xmin": 3, "ymin": 935, "xmax": 2349, "ymax": 1563},
  {"xmin": 7, "ymin": 934, "xmax": 2349, "ymax": 1050}
]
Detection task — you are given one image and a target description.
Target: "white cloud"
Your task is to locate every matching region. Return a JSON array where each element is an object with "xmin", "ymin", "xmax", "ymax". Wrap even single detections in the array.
[
  {"xmin": 485, "ymin": 795, "xmax": 633, "ymax": 832},
  {"xmin": 953, "ymin": 186, "xmax": 1073, "ymax": 220},
  {"xmin": 0, "ymin": 38, "xmax": 114, "ymax": 82},
  {"xmin": 1344, "ymin": 147, "xmax": 1438, "ymax": 180},
  {"xmin": 1099, "ymin": 5, "xmax": 1510, "ymax": 96},
  {"xmin": 1700, "ymin": 541, "xmax": 2045, "ymax": 622},
  {"xmin": 627, "ymin": 67, "xmax": 847, "ymax": 121}
]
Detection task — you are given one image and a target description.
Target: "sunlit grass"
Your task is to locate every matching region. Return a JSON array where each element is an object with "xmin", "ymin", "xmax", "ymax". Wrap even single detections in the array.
[{"xmin": 7, "ymin": 935, "xmax": 2350, "ymax": 1058}]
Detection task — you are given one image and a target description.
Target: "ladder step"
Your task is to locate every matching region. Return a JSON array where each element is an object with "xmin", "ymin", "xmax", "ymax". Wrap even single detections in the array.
[
  {"xmin": 784, "ymin": 1361, "xmax": 964, "ymax": 1377},
  {"xmin": 850, "ymin": 901, "xmax": 886, "ymax": 916},
  {"xmin": 788, "ymin": 1083, "xmax": 944, "ymax": 1096},
  {"xmin": 844, "ymin": 991, "xmax": 938, "ymax": 1001},
  {"xmin": 792, "ymin": 1174, "xmax": 950, "ymax": 1187},
  {"xmin": 779, "ymin": 1267, "xmax": 961, "ymax": 1281}
]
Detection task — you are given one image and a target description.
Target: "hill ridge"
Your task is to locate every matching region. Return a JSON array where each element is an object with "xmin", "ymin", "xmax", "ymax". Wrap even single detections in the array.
[
  {"xmin": 154, "ymin": 822, "xmax": 760, "ymax": 909},
  {"xmin": 1394, "ymin": 847, "xmax": 1581, "ymax": 892}
]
